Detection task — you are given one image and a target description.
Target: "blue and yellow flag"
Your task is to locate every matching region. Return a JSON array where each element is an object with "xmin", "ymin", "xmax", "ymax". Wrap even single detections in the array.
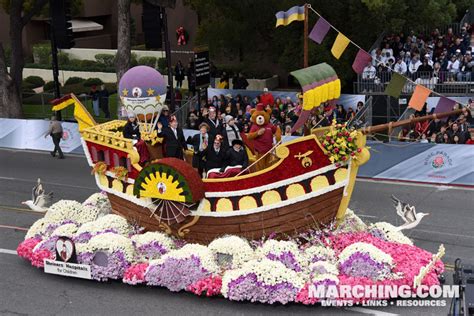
[{"xmin": 275, "ymin": 6, "xmax": 305, "ymax": 27}]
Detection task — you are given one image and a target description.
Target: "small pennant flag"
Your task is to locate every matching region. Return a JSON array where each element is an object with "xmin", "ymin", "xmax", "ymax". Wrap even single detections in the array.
[
  {"xmin": 352, "ymin": 49, "xmax": 372, "ymax": 74},
  {"xmin": 408, "ymin": 85, "xmax": 431, "ymax": 111},
  {"xmin": 384, "ymin": 73, "xmax": 407, "ymax": 98},
  {"xmin": 309, "ymin": 17, "xmax": 331, "ymax": 44},
  {"xmin": 275, "ymin": 6, "xmax": 305, "ymax": 27},
  {"xmin": 434, "ymin": 97, "xmax": 456, "ymax": 120},
  {"xmin": 331, "ymin": 32, "xmax": 350, "ymax": 59}
]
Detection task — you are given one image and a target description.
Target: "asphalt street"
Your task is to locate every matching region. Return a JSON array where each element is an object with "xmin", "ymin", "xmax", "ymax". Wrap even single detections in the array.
[{"xmin": 0, "ymin": 148, "xmax": 473, "ymax": 315}]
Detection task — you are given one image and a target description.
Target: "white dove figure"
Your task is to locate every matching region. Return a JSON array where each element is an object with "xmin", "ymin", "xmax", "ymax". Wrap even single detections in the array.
[
  {"xmin": 391, "ymin": 195, "xmax": 429, "ymax": 231},
  {"xmin": 392, "ymin": 195, "xmax": 430, "ymax": 231},
  {"xmin": 22, "ymin": 178, "xmax": 53, "ymax": 213}
]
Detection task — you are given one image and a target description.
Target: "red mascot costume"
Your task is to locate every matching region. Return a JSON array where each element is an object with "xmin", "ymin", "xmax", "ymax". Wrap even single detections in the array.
[{"xmin": 176, "ymin": 26, "xmax": 187, "ymax": 46}]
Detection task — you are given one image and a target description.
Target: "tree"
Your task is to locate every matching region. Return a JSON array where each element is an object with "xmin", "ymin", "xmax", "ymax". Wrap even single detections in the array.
[
  {"xmin": 0, "ymin": 0, "xmax": 48, "ymax": 118},
  {"xmin": 185, "ymin": 0, "xmax": 462, "ymax": 89},
  {"xmin": 115, "ymin": 0, "xmax": 132, "ymax": 85}
]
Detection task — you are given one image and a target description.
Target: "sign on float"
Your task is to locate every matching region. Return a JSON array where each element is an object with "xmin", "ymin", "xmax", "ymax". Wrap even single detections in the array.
[{"xmin": 43, "ymin": 259, "xmax": 92, "ymax": 279}]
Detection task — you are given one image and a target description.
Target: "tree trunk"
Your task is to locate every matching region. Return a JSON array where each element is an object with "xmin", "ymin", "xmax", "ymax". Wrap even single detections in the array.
[
  {"xmin": 0, "ymin": 43, "xmax": 22, "ymax": 118},
  {"xmin": 116, "ymin": 0, "xmax": 132, "ymax": 84},
  {"xmin": 0, "ymin": 0, "xmax": 48, "ymax": 118}
]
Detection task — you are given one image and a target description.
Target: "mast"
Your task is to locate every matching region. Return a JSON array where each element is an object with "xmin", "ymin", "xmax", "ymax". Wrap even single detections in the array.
[{"xmin": 360, "ymin": 109, "xmax": 463, "ymax": 135}]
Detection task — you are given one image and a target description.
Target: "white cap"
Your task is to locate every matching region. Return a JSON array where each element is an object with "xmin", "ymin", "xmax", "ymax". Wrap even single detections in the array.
[
  {"xmin": 263, "ymin": 87, "xmax": 269, "ymax": 92},
  {"xmin": 456, "ymin": 49, "xmax": 461, "ymax": 53},
  {"xmin": 225, "ymin": 115, "xmax": 234, "ymax": 123}
]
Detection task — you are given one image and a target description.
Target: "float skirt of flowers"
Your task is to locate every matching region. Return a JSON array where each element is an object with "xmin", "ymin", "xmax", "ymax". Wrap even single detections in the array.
[{"xmin": 17, "ymin": 196, "xmax": 445, "ymax": 305}]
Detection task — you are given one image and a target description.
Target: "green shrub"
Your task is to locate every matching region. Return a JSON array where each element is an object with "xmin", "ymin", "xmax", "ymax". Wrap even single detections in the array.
[
  {"xmin": 21, "ymin": 88, "xmax": 36, "ymax": 97},
  {"xmin": 131, "ymin": 53, "xmax": 138, "ymax": 67},
  {"xmin": 138, "ymin": 56, "xmax": 157, "ymax": 68},
  {"xmin": 83, "ymin": 78, "xmax": 103, "ymax": 87},
  {"xmin": 43, "ymin": 81, "xmax": 60, "ymax": 92},
  {"xmin": 157, "ymin": 58, "xmax": 167, "ymax": 73},
  {"xmin": 32, "ymin": 43, "xmax": 51, "ymax": 64},
  {"xmin": 62, "ymin": 83, "xmax": 90, "ymax": 95},
  {"xmin": 65, "ymin": 76, "xmax": 86, "ymax": 85},
  {"xmin": 58, "ymin": 51, "xmax": 70, "ymax": 66},
  {"xmin": 23, "ymin": 76, "xmax": 45, "ymax": 88},
  {"xmin": 95, "ymin": 54, "xmax": 115, "ymax": 67}
]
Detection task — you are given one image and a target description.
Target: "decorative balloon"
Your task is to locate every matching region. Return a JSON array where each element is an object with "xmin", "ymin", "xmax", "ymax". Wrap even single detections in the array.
[{"xmin": 119, "ymin": 66, "xmax": 167, "ymax": 134}]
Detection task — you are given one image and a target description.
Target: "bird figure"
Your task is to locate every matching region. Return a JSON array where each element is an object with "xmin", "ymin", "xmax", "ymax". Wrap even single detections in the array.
[
  {"xmin": 22, "ymin": 178, "xmax": 53, "ymax": 213},
  {"xmin": 391, "ymin": 195, "xmax": 429, "ymax": 231}
]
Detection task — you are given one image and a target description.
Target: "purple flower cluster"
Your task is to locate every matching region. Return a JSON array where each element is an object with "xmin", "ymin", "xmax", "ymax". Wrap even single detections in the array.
[
  {"xmin": 266, "ymin": 252, "xmax": 302, "ymax": 272},
  {"xmin": 79, "ymin": 251, "xmax": 130, "ymax": 281},
  {"xmin": 227, "ymin": 273, "xmax": 299, "ymax": 304},
  {"xmin": 369, "ymin": 228, "xmax": 387, "ymax": 241},
  {"xmin": 145, "ymin": 255, "xmax": 211, "ymax": 292},
  {"xmin": 339, "ymin": 252, "xmax": 390, "ymax": 280},
  {"xmin": 136, "ymin": 241, "xmax": 168, "ymax": 260},
  {"xmin": 73, "ymin": 229, "xmax": 118, "ymax": 244}
]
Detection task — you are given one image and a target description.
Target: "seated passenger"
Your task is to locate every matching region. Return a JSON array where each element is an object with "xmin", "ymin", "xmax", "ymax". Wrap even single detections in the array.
[
  {"xmin": 225, "ymin": 139, "xmax": 248, "ymax": 170},
  {"xmin": 204, "ymin": 134, "xmax": 226, "ymax": 174},
  {"xmin": 123, "ymin": 114, "xmax": 141, "ymax": 140}
]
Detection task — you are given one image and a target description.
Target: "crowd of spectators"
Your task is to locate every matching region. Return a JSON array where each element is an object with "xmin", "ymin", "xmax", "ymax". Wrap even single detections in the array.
[
  {"xmin": 362, "ymin": 23, "xmax": 474, "ymax": 88},
  {"xmin": 185, "ymin": 90, "xmax": 367, "ymax": 140},
  {"xmin": 398, "ymin": 101, "xmax": 474, "ymax": 144}
]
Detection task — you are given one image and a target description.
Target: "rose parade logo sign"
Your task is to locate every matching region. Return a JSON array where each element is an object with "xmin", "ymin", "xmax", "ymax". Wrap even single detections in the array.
[{"xmin": 423, "ymin": 151, "xmax": 453, "ymax": 179}]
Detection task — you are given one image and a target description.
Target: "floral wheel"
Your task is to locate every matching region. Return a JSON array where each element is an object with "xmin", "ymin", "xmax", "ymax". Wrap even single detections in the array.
[{"xmin": 134, "ymin": 158, "xmax": 204, "ymax": 225}]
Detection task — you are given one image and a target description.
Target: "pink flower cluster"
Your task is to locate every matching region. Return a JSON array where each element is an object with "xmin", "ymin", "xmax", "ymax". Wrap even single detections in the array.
[
  {"xmin": 186, "ymin": 275, "xmax": 222, "ymax": 296},
  {"xmin": 31, "ymin": 249, "xmax": 54, "ymax": 268},
  {"xmin": 123, "ymin": 263, "xmax": 149, "ymax": 285},
  {"xmin": 17, "ymin": 238, "xmax": 41, "ymax": 261},
  {"xmin": 330, "ymin": 232, "xmax": 444, "ymax": 290}
]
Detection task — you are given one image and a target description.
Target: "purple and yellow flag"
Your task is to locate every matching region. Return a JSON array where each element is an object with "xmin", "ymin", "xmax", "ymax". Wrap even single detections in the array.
[{"xmin": 275, "ymin": 6, "xmax": 305, "ymax": 27}]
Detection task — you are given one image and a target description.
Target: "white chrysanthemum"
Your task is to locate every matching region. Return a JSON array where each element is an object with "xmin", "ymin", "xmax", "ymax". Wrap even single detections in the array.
[
  {"xmin": 51, "ymin": 223, "xmax": 78, "ymax": 238},
  {"xmin": 369, "ymin": 222, "xmax": 413, "ymax": 245},
  {"xmin": 81, "ymin": 232, "xmax": 136, "ymax": 262},
  {"xmin": 131, "ymin": 232, "xmax": 175, "ymax": 251},
  {"xmin": 208, "ymin": 235, "xmax": 254, "ymax": 268},
  {"xmin": 25, "ymin": 218, "xmax": 48, "ymax": 240},
  {"xmin": 338, "ymin": 242, "xmax": 393, "ymax": 266},
  {"xmin": 304, "ymin": 245, "xmax": 336, "ymax": 262},
  {"xmin": 309, "ymin": 261, "xmax": 339, "ymax": 276},
  {"xmin": 312, "ymin": 273, "xmax": 339, "ymax": 284},
  {"xmin": 75, "ymin": 214, "xmax": 133, "ymax": 239},
  {"xmin": 256, "ymin": 239, "xmax": 308, "ymax": 270},
  {"xmin": 221, "ymin": 258, "xmax": 305, "ymax": 297},
  {"xmin": 336, "ymin": 208, "xmax": 367, "ymax": 233},
  {"xmin": 82, "ymin": 192, "xmax": 111, "ymax": 217},
  {"xmin": 150, "ymin": 244, "xmax": 218, "ymax": 274},
  {"xmin": 44, "ymin": 200, "xmax": 100, "ymax": 225}
]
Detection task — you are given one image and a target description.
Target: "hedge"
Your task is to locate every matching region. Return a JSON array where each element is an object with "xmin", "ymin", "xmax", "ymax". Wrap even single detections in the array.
[
  {"xmin": 95, "ymin": 54, "xmax": 115, "ymax": 67},
  {"xmin": 138, "ymin": 56, "xmax": 157, "ymax": 68},
  {"xmin": 23, "ymin": 76, "xmax": 45, "ymax": 88},
  {"xmin": 65, "ymin": 77, "xmax": 86, "ymax": 85},
  {"xmin": 83, "ymin": 78, "xmax": 104, "ymax": 87}
]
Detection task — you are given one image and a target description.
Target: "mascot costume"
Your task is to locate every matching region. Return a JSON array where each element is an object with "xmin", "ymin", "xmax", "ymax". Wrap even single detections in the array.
[{"xmin": 247, "ymin": 103, "xmax": 281, "ymax": 170}]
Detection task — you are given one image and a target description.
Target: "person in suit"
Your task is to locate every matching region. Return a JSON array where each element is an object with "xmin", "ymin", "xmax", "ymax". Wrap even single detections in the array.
[
  {"xmin": 157, "ymin": 115, "xmax": 187, "ymax": 159},
  {"xmin": 190, "ymin": 122, "xmax": 210, "ymax": 177},
  {"xmin": 203, "ymin": 106, "xmax": 225, "ymax": 145},
  {"xmin": 123, "ymin": 114, "xmax": 141, "ymax": 140},
  {"xmin": 204, "ymin": 134, "xmax": 226, "ymax": 172}
]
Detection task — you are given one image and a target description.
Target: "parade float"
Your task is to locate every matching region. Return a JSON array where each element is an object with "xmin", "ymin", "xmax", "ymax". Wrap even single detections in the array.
[{"xmin": 17, "ymin": 65, "xmax": 456, "ymax": 305}]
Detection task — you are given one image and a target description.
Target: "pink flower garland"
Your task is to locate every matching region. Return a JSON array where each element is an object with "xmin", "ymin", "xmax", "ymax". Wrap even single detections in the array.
[
  {"xmin": 17, "ymin": 238, "xmax": 41, "ymax": 261},
  {"xmin": 123, "ymin": 263, "xmax": 149, "ymax": 285},
  {"xmin": 186, "ymin": 275, "xmax": 222, "ymax": 297}
]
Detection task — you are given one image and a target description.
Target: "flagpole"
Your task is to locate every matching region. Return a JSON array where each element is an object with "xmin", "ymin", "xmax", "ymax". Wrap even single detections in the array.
[{"xmin": 304, "ymin": 3, "xmax": 309, "ymax": 68}]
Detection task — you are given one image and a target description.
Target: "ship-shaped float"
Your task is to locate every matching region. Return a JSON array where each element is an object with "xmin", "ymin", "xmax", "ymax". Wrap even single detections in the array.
[{"xmin": 54, "ymin": 65, "xmax": 460, "ymax": 244}]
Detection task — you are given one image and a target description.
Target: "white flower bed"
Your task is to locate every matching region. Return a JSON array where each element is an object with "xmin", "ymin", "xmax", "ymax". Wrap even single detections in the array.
[
  {"xmin": 208, "ymin": 236, "xmax": 254, "ymax": 269},
  {"xmin": 309, "ymin": 261, "xmax": 339, "ymax": 276},
  {"xmin": 304, "ymin": 245, "xmax": 336, "ymax": 263},
  {"xmin": 369, "ymin": 222, "xmax": 413, "ymax": 245},
  {"xmin": 221, "ymin": 258, "xmax": 305, "ymax": 297},
  {"xmin": 51, "ymin": 223, "xmax": 78, "ymax": 238},
  {"xmin": 75, "ymin": 214, "xmax": 133, "ymax": 239},
  {"xmin": 24, "ymin": 218, "xmax": 48, "ymax": 240},
  {"xmin": 256, "ymin": 239, "xmax": 308, "ymax": 272},
  {"xmin": 338, "ymin": 242, "xmax": 393, "ymax": 266},
  {"xmin": 131, "ymin": 232, "xmax": 174, "ymax": 251},
  {"xmin": 80, "ymin": 232, "xmax": 136, "ymax": 262},
  {"xmin": 150, "ymin": 244, "xmax": 219, "ymax": 274}
]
